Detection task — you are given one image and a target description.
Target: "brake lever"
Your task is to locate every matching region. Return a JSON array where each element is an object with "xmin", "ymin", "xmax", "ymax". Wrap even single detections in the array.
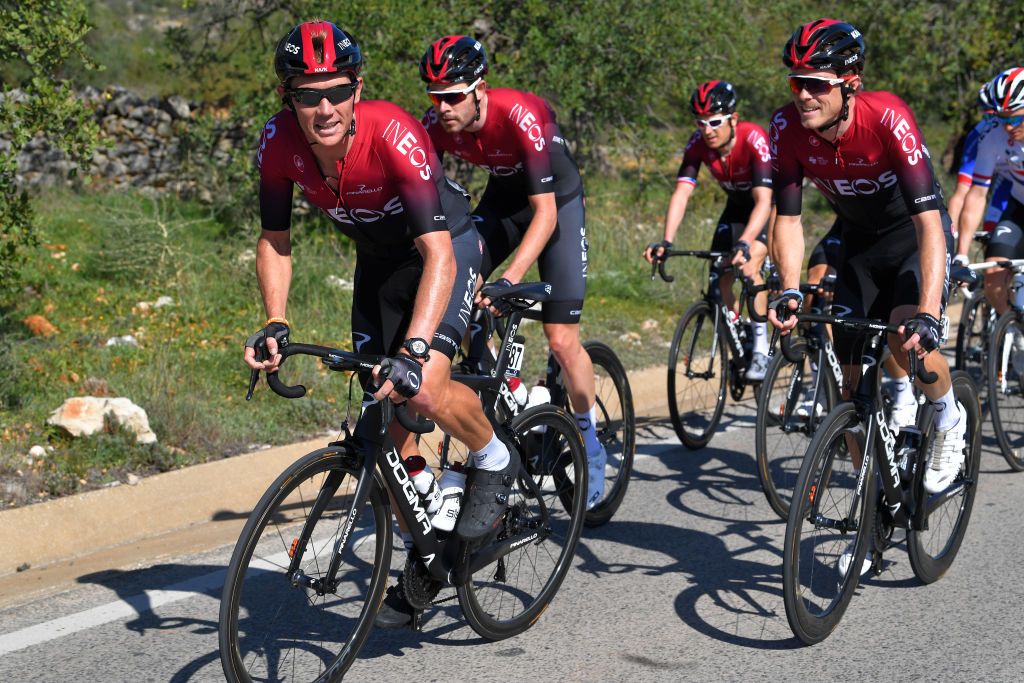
[{"xmin": 246, "ymin": 368, "xmax": 259, "ymax": 401}]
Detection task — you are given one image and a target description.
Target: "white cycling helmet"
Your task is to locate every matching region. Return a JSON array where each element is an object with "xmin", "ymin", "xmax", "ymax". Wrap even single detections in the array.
[{"xmin": 983, "ymin": 67, "xmax": 1024, "ymax": 114}]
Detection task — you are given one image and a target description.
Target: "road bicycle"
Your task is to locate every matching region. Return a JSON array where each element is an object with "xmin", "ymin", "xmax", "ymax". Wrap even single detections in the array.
[
  {"xmin": 219, "ymin": 282, "xmax": 586, "ymax": 681},
  {"xmin": 652, "ymin": 250, "xmax": 767, "ymax": 449},
  {"xmin": 985, "ymin": 257, "xmax": 1024, "ymax": 471},
  {"xmin": 953, "ymin": 233, "xmax": 995, "ymax": 393},
  {"xmin": 782, "ymin": 311, "xmax": 981, "ymax": 645}
]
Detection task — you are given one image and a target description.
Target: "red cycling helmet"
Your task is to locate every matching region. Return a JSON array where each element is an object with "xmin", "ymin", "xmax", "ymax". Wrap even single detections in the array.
[
  {"xmin": 690, "ymin": 80, "xmax": 737, "ymax": 116},
  {"xmin": 274, "ymin": 21, "xmax": 362, "ymax": 84},
  {"xmin": 420, "ymin": 35, "xmax": 488, "ymax": 84},
  {"xmin": 783, "ymin": 18, "xmax": 865, "ymax": 75}
]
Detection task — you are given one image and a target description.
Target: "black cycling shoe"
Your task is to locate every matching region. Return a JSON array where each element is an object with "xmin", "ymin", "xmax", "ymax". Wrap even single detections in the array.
[
  {"xmin": 374, "ymin": 580, "xmax": 414, "ymax": 629},
  {"xmin": 456, "ymin": 443, "xmax": 521, "ymax": 541}
]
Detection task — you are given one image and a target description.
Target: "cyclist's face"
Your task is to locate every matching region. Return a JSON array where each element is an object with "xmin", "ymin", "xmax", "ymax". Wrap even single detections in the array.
[
  {"xmin": 695, "ymin": 112, "xmax": 737, "ymax": 149},
  {"xmin": 284, "ymin": 73, "xmax": 362, "ymax": 147},
  {"xmin": 428, "ymin": 79, "xmax": 484, "ymax": 133},
  {"xmin": 1000, "ymin": 108, "xmax": 1024, "ymax": 142},
  {"xmin": 789, "ymin": 68, "xmax": 856, "ymax": 131}
]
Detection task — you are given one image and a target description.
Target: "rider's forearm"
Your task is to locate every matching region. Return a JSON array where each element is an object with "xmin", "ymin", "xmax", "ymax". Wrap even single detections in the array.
[
  {"xmin": 771, "ymin": 214, "xmax": 804, "ymax": 290},
  {"xmin": 408, "ymin": 233, "xmax": 455, "ymax": 344},
  {"xmin": 956, "ymin": 185, "xmax": 989, "ymax": 257},
  {"xmin": 500, "ymin": 192, "xmax": 557, "ymax": 283},
  {"xmin": 946, "ymin": 181, "xmax": 969, "ymax": 234},
  {"xmin": 913, "ymin": 210, "xmax": 946, "ymax": 318},
  {"xmin": 256, "ymin": 230, "xmax": 292, "ymax": 321},
  {"xmin": 663, "ymin": 182, "xmax": 695, "ymax": 243},
  {"xmin": 739, "ymin": 188, "xmax": 772, "ymax": 245}
]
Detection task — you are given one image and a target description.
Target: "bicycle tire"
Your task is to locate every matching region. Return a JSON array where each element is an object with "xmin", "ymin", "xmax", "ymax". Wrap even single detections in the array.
[
  {"xmin": 458, "ymin": 404, "xmax": 586, "ymax": 640},
  {"xmin": 668, "ymin": 300, "xmax": 727, "ymax": 449},
  {"xmin": 755, "ymin": 337, "xmax": 839, "ymax": 520},
  {"xmin": 220, "ymin": 447, "xmax": 391, "ymax": 683},
  {"xmin": 907, "ymin": 371, "xmax": 982, "ymax": 583},
  {"xmin": 954, "ymin": 293, "xmax": 992, "ymax": 397},
  {"xmin": 987, "ymin": 310, "xmax": 1024, "ymax": 471},
  {"xmin": 570, "ymin": 341, "xmax": 636, "ymax": 527},
  {"xmin": 783, "ymin": 402, "xmax": 876, "ymax": 645}
]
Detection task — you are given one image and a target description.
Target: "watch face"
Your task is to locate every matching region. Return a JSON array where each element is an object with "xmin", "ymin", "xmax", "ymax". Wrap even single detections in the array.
[{"xmin": 409, "ymin": 339, "xmax": 428, "ymax": 356}]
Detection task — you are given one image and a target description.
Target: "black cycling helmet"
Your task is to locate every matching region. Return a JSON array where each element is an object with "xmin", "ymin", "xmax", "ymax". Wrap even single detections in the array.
[
  {"xmin": 782, "ymin": 18, "xmax": 865, "ymax": 75},
  {"xmin": 690, "ymin": 80, "xmax": 737, "ymax": 116},
  {"xmin": 274, "ymin": 20, "xmax": 362, "ymax": 84},
  {"xmin": 420, "ymin": 35, "xmax": 488, "ymax": 84}
]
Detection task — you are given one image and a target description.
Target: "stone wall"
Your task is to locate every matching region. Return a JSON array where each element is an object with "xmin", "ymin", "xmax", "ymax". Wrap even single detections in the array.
[{"xmin": 8, "ymin": 86, "xmax": 249, "ymax": 199}]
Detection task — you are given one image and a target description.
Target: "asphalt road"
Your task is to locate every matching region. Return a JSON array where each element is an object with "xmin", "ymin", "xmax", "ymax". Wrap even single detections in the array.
[{"xmin": 2, "ymin": 398, "xmax": 1023, "ymax": 682}]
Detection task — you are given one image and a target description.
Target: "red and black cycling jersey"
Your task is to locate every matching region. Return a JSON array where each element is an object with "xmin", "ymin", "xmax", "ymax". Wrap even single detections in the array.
[
  {"xmin": 423, "ymin": 87, "xmax": 582, "ymax": 201},
  {"xmin": 676, "ymin": 121, "xmax": 773, "ymax": 214},
  {"xmin": 770, "ymin": 90, "xmax": 944, "ymax": 234},
  {"xmin": 258, "ymin": 100, "xmax": 471, "ymax": 253}
]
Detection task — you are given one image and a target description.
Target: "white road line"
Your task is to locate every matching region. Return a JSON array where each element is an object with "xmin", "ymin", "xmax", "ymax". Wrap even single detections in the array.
[{"xmin": 0, "ymin": 527, "xmax": 374, "ymax": 656}]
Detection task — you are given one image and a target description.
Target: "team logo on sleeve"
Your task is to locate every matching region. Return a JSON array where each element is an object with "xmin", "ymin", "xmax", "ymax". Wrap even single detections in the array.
[
  {"xmin": 508, "ymin": 103, "xmax": 547, "ymax": 152},
  {"xmin": 881, "ymin": 108, "xmax": 923, "ymax": 166},
  {"xmin": 382, "ymin": 119, "xmax": 433, "ymax": 180}
]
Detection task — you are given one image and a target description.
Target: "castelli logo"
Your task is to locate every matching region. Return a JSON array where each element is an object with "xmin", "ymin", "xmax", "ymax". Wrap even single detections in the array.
[{"xmin": 293, "ymin": 155, "xmax": 305, "ymax": 173}]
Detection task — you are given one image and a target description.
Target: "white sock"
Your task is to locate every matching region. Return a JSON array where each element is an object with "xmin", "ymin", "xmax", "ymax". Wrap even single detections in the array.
[
  {"xmin": 932, "ymin": 388, "xmax": 959, "ymax": 432},
  {"xmin": 753, "ymin": 321, "xmax": 768, "ymax": 355},
  {"xmin": 470, "ymin": 431, "xmax": 510, "ymax": 471},
  {"xmin": 574, "ymin": 404, "xmax": 602, "ymax": 455},
  {"xmin": 892, "ymin": 376, "xmax": 916, "ymax": 406}
]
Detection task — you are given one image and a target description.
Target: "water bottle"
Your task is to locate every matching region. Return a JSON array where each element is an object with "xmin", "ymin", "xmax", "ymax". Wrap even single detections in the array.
[
  {"xmin": 527, "ymin": 383, "xmax": 551, "ymax": 408},
  {"xmin": 507, "ymin": 376, "xmax": 529, "ymax": 407},
  {"xmin": 404, "ymin": 456, "xmax": 443, "ymax": 516},
  {"xmin": 432, "ymin": 464, "xmax": 467, "ymax": 532}
]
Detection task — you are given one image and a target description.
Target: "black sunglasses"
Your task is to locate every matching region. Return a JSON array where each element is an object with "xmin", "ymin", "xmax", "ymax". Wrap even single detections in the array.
[{"xmin": 286, "ymin": 82, "xmax": 358, "ymax": 107}]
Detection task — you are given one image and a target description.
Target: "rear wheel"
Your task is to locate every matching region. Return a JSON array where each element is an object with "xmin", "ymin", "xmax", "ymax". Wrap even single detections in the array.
[
  {"xmin": 783, "ymin": 403, "xmax": 876, "ymax": 645},
  {"xmin": 219, "ymin": 448, "xmax": 391, "ymax": 682},
  {"xmin": 458, "ymin": 405, "xmax": 586, "ymax": 640},
  {"xmin": 987, "ymin": 311, "xmax": 1024, "ymax": 471},
  {"xmin": 578, "ymin": 341, "xmax": 635, "ymax": 527},
  {"xmin": 954, "ymin": 293, "xmax": 992, "ymax": 398},
  {"xmin": 908, "ymin": 371, "xmax": 982, "ymax": 582},
  {"xmin": 668, "ymin": 301, "xmax": 727, "ymax": 449}
]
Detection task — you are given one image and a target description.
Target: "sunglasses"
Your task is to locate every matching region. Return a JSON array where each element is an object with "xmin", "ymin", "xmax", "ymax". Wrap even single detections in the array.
[
  {"xmin": 695, "ymin": 115, "xmax": 730, "ymax": 129},
  {"xmin": 426, "ymin": 78, "xmax": 481, "ymax": 107},
  {"xmin": 286, "ymin": 82, "xmax": 359, "ymax": 107},
  {"xmin": 999, "ymin": 114, "xmax": 1024, "ymax": 128},
  {"xmin": 788, "ymin": 74, "xmax": 849, "ymax": 97}
]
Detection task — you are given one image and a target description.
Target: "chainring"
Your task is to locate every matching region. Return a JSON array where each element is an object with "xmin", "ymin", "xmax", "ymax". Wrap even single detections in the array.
[{"xmin": 402, "ymin": 554, "xmax": 442, "ymax": 610}]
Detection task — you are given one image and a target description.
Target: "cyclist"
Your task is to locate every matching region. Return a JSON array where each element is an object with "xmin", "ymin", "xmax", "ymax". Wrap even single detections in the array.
[
  {"xmin": 644, "ymin": 80, "xmax": 773, "ymax": 380},
  {"xmin": 242, "ymin": 21, "xmax": 520, "ymax": 628},
  {"xmin": 953, "ymin": 67, "xmax": 1024, "ymax": 317},
  {"xmin": 417, "ymin": 36, "xmax": 607, "ymax": 506},
  {"xmin": 768, "ymin": 17, "xmax": 966, "ymax": 556},
  {"xmin": 946, "ymin": 87, "xmax": 1012, "ymax": 246}
]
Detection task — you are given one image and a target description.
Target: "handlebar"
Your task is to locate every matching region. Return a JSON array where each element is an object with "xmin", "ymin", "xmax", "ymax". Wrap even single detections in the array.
[
  {"xmin": 247, "ymin": 341, "xmax": 435, "ymax": 434},
  {"xmin": 772, "ymin": 310, "xmax": 938, "ymax": 384},
  {"xmin": 649, "ymin": 249, "xmax": 729, "ymax": 283}
]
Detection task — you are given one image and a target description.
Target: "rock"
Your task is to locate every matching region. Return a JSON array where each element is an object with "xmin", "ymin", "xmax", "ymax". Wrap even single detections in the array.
[
  {"xmin": 47, "ymin": 396, "xmax": 158, "ymax": 444},
  {"xmin": 126, "ymin": 473, "xmax": 141, "ymax": 486},
  {"xmin": 163, "ymin": 95, "xmax": 191, "ymax": 120},
  {"xmin": 326, "ymin": 275, "xmax": 353, "ymax": 290},
  {"xmin": 152, "ymin": 296, "xmax": 174, "ymax": 308},
  {"xmin": 617, "ymin": 331, "xmax": 642, "ymax": 345},
  {"xmin": 105, "ymin": 334, "xmax": 139, "ymax": 348},
  {"xmin": 28, "ymin": 445, "xmax": 46, "ymax": 458},
  {"xmin": 23, "ymin": 315, "xmax": 57, "ymax": 337},
  {"xmin": 641, "ymin": 319, "xmax": 659, "ymax": 331}
]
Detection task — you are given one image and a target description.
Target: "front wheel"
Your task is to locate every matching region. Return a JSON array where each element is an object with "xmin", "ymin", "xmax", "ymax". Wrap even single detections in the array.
[
  {"xmin": 668, "ymin": 301, "xmax": 727, "ymax": 449},
  {"xmin": 783, "ymin": 403, "xmax": 876, "ymax": 645},
  {"xmin": 954, "ymin": 293, "xmax": 992, "ymax": 399},
  {"xmin": 986, "ymin": 310, "xmax": 1024, "ymax": 471},
  {"xmin": 458, "ymin": 404, "xmax": 586, "ymax": 640},
  {"xmin": 219, "ymin": 448, "xmax": 391, "ymax": 682},
  {"xmin": 907, "ymin": 371, "xmax": 982, "ymax": 583}
]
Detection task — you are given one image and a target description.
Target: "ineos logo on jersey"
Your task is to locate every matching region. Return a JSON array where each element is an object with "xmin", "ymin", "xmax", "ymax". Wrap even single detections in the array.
[
  {"xmin": 750, "ymin": 133, "xmax": 772, "ymax": 163},
  {"xmin": 382, "ymin": 119, "xmax": 433, "ymax": 181},
  {"xmin": 881, "ymin": 107, "xmax": 923, "ymax": 166},
  {"xmin": 327, "ymin": 195, "xmax": 404, "ymax": 224},
  {"xmin": 768, "ymin": 113, "xmax": 787, "ymax": 156},
  {"xmin": 813, "ymin": 171, "xmax": 898, "ymax": 197},
  {"xmin": 509, "ymin": 103, "xmax": 547, "ymax": 152}
]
